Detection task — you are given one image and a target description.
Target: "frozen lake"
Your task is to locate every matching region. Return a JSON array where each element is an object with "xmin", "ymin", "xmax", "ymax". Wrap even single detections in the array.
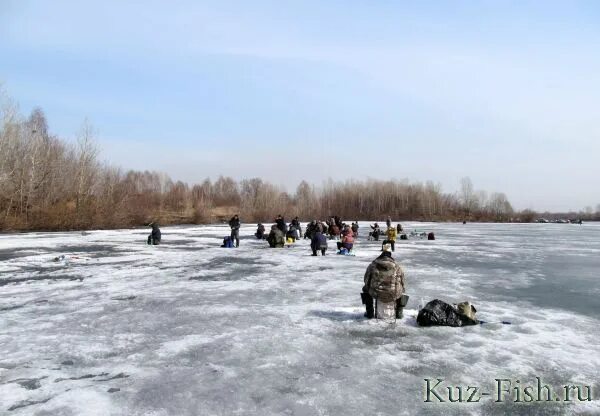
[{"xmin": 1, "ymin": 222, "xmax": 599, "ymax": 415}]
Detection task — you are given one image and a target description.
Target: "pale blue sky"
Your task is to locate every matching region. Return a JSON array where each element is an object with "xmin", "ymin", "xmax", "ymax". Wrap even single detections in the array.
[{"xmin": 2, "ymin": 1, "xmax": 599, "ymax": 211}]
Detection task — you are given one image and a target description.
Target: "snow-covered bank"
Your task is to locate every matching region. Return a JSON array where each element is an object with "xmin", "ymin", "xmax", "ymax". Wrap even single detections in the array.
[{"xmin": 1, "ymin": 223, "xmax": 599, "ymax": 415}]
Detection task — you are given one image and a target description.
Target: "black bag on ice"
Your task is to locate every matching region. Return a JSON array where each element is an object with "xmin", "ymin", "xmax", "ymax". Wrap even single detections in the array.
[{"xmin": 417, "ymin": 299, "xmax": 478, "ymax": 327}]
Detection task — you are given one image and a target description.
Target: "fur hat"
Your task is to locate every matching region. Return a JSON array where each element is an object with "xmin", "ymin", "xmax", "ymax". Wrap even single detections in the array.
[
  {"xmin": 456, "ymin": 302, "xmax": 477, "ymax": 320},
  {"xmin": 382, "ymin": 243, "xmax": 392, "ymax": 253}
]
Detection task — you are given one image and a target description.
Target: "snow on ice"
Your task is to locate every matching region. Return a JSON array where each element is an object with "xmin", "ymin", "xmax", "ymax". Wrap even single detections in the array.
[{"xmin": 1, "ymin": 222, "xmax": 599, "ymax": 415}]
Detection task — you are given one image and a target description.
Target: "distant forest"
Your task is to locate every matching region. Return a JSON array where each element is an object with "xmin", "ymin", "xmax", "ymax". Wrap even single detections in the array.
[{"xmin": 1, "ymin": 93, "xmax": 597, "ymax": 231}]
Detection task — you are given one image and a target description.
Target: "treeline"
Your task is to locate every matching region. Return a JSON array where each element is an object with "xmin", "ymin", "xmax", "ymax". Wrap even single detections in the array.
[{"xmin": 1, "ymin": 95, "xmax": 522, "ymax": 231}]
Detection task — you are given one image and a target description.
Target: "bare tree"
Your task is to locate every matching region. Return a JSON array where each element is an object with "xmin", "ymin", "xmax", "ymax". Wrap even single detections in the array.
[
  {"xmin": 74, "ymin": 119, "xmax": 99, "ymax": 225},
  {"xmin": 459, "ymin": 177, "xmax": 477, "ymax": 218}
]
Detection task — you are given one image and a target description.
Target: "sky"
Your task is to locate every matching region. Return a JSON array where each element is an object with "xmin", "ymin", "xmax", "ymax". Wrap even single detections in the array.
[{"xmin": 1, "ymin": 0, "xmax": 599, "ymax": 212}]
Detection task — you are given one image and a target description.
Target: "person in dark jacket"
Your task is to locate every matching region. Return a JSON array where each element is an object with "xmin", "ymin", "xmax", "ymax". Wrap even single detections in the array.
[
  {"xmin": 311, "ymin": 227, "xmax": 328, "ymax": 256},
  {"xmin": 304, "ymin": 220, "xmax": 317, "ymax": 239},
  {"xmin": 291, "ymin": 217, "xmax": 302, "ymax": 238},
  {"xmin": 386, "ymin": 216, "xmax": 392, "ymax": 229},
  {"xmin": 334, "ymin": 216, "xmax": 342, "ymax": 229},
  {"xmin": 286, "ymin": 225, "xmax": 298, "ymax": 242},
  {"xmin": 275, "ymin": 215, "xmax": 287, "ymax": 234},
  {"xmin": 255, "ymin": 223, "xmax": 266, "ymax": 239},
  {"xmin": 396, "ymin": 223, "xmax": 403, "ymax": 233},
  {"xmin": 147, "ymin": 222, "xmax": 161, "ymax": 245},
  {"xmin": 229, "ymin": 215, "xmax": 240, "ymax": 247},
  {"xmin": 369, "ymin": 223, "xmax": 381, "ymax": 241},
  {"xmin": 351, "ymin": 222, "xmax": 359, "ymax": 237}
]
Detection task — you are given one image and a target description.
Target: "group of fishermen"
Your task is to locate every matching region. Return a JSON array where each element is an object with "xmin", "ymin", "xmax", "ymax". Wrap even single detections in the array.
[
  {"xmin": 147, "ymin": 216, "xmax": 478, "ymax": 325},
  {"xmin": 253, "ymin": 215, "xmax": 365, "ymax": 255}
]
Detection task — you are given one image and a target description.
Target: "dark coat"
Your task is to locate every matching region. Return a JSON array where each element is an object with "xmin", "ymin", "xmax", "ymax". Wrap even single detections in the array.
[
  {"xmin": 311, "ymin": 232, "xmax": 328, "ymax": 251},
  {"xmin": 276, "ymin": 217, "xmax": 287, "ymax": 233},
  {"xmin": 151, "ymin": 224, "xmax": 161, "ymax": 242},
  {"xmin": 229, "ymin": 217, "xmax": 241, "ymax": 230}
]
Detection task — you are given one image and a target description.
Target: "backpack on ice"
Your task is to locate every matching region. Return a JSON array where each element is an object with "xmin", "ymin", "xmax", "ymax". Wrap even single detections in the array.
[{"xmin": 417, "ymin": 299, "xmax": 478, "ymax": 327}]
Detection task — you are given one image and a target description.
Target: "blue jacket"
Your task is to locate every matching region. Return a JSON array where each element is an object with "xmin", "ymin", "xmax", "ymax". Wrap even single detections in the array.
[{"xmin": 311, "ymin": 232, "xmax": 328, "ymax": 251}]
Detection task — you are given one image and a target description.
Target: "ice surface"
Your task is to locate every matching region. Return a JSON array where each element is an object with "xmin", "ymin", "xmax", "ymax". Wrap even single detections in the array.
[{"xmin": 1, "ymin": 222, "xmax": 599, "ymax": 415}]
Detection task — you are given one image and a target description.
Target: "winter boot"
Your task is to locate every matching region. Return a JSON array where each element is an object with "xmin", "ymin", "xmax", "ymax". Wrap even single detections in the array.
[
  {"xmin": 395, "ymin": 298, "xmax": 405, "ymax": 319},
  {"xmin": 361, "ymin": 292, "xmax": 374, "ymax": 319}
]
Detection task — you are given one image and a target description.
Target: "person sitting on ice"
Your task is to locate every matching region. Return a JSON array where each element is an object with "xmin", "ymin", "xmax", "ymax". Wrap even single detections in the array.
[
  {"xmin": 337, "ymin": 227, "xmax": 354, "ymax": 252},
  {"xmin": 311, "ymin": 225, "xmax": 328, "ymax": 256},
  {"xmin": 369, "ymin": 223, "xmax": 381, "ymax": 241},
  {"xmin": 147, "ymin": 222, "xmax": 161, "ymax": 245},
  {"xmin": 267, "ymin": 224, "xmax": 285, "ymax": 248},
  {"xmin": 361, "ymin": 244, "xmax": 407, "ymax": 319},
  {"xmin": 255, "ymin": 223, "xmax": 266, "ymax": 239},
  {"xmin": 286, "ymin": 225, "xmax": 298, "ymax": 243},
  {"xmin": 291, "ymin": 216, "xmax": 302, "ymax": 238}
]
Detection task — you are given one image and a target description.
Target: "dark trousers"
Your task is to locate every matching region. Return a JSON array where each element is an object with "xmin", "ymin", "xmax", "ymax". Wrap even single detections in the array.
[
  {"xmin": 231, "ymin": 229, "xmax": 239, "ymax": 247},
  {"xmin": 361, "ymin": 292, "xmax": 407, "ymax": 319},
  {"xmin": 147, "ymin": 236, "xmax": 160, "ymax": 245},
  {"xmin": 312, "ymin": 248, "xmax": 327, "ymax": 256}
]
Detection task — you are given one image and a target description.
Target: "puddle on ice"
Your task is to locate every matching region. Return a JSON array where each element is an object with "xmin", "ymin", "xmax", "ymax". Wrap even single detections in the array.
[{"xmin": 0, "ymin": 222, "xmax": 599, "ymax": 415}]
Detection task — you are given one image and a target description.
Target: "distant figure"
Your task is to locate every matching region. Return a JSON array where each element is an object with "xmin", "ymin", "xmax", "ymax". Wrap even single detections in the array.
[
  {"xmin": 321, "ymin": 221, "xmax": 329, "ymax": 235},
  {"xmin": 329, "ymin": 224, "xmax": 340, "ymax": 240},
  {"xmin": 304, "ymin": 220, "xmax": 316, "ymax": 239},
  {"xmin": 267, "ymin": 225, "xmax": 285, "ymax": 248},
  {"xmin": 341, "ymin": 224, "xmax": 353, "ymax": 237},
  {"xmin": 311, "ymin": 227, "xmax": 328, "ymax": 256},
  {"xmin": 369, "ymin": 223, "xmax": 381, "ymax": 241},
  {"xmin": 386, "ymin": 216, "xmax": 392, "ymax": 228},
  {"xmin": 291, "ymin": 216, "xmax": 302, "ymax": 238},
  {"xmin": 351, "ymin": 222, "xmax": 359, "ymax": 237},
  {"xmin": 275, "ymin": 215, "xmax": 287, "ymax": 234},
  {"xmin": 361, "ymin": 244, "xmax": 406, "ymax": 319},
  {"xmin": 382, "ymin": 226, "xmax": 397, "ymax": 251},
  {"xmin": 396, "ymin": 223, "xmax": 403, "ymax": 233},
  {"xmin": 334, "ymin": 216, "xmax": 342, "ymax": 229},
  {"xmin": 337, "ymin": 228, "xmax": 354, "ymax": 252},
  {"xmin": 286, "ymin": 225, "xmax": 298, "ymax": 242},
  {"xmin": 428, "ymin": 232, "xmax": 435, "ymax": 241},
  {"xmin": 463, "ymin": 220, "xmax": 467, "ymax": 225},
  {"xmin": 147, "ymin": 222, "xmax": 161, "ymax": 245},
  {"xmin": 229, "ymin": 214, "xmax": 241, "ymax": 247},
  {"xmin": 255, "ymin": 223, "xmax": 266, "ymax": 239}
]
